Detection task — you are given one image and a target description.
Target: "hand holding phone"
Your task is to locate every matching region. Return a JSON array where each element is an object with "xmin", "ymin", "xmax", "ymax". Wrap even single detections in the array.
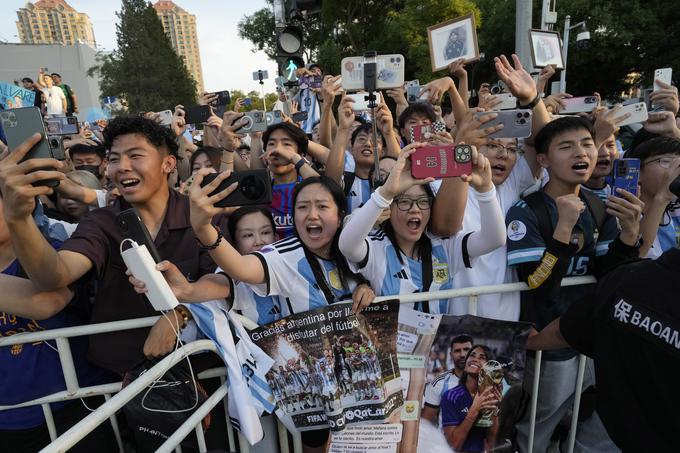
[
  {"xmin": 474, "ymin": 109, "xmax": 532, "ymax": 139},
  {"xmin": 200, "ymin": 169, "xmax": 272, "ymax": 208},
  {"xmin": 610, "ymin": 158, "xmax": 640, "ymax": 195},
  {"xmin": 654, "ymin": 68, "xmax": 672, "ymax": 92},
  {"xmin": 117, "ymin": 208, "xmax": 162, "ymax": 263}
]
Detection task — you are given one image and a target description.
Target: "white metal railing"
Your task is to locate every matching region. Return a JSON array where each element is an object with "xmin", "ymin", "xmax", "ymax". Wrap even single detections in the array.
[{"xmin": 0, "ymin": 276, "xmax": 597, "ymax": 453}]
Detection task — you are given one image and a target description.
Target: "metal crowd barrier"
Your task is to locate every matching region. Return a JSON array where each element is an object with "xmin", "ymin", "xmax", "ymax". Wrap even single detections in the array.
[{"xmin": 0, "ymin": 276, "xmax": 597, "ymax": 453}]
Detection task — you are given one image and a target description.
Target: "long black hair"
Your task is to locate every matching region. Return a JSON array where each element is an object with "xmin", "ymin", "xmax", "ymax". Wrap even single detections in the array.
[
  {"xmin": 458, "ymin": 344, "xmax": 495, "ymax": 389},
  {"xmin": 379, "ymin": 183, "xmax": 435, "ymax": 267},
  {"xmin": 292, "ymin": 176, "xmax": 362, "ymax": 297}
]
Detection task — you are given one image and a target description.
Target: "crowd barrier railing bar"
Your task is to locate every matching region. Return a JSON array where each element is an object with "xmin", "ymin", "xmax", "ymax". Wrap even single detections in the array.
[{"xmin": 0, "ymin": 276, "xmax": 597, "ymax": 453}]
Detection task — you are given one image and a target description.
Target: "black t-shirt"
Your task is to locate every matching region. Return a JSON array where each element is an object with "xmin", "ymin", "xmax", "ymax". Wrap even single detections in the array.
[{"xmin": 560, "ymin": 248, "xmax": 680, "ymax": 452}]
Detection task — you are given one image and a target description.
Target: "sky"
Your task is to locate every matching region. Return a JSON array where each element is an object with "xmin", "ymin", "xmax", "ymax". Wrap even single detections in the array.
[{"xmin": 1, "ymin": 0, "xmax": 280, "ymax": 94}]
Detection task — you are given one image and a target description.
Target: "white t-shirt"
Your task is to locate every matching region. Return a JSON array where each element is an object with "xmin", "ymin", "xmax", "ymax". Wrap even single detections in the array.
[
  {"xmin": 449, "ymin": 156, "xmax": 539, "ymax": 321},
  {"xmin": 424, "ymin": 370, "xmax": 460, "ymax": 409},
  {"xmin": 42, "ymin": 86, "xmax": 66, "ymax": 116}
]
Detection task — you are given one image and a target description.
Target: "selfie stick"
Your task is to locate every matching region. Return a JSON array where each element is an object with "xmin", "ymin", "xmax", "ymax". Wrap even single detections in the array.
[
  {"xmin": 363, "ymin": 51, "xmax": 381, "ymax": 187},
  {"xmin": 255, "ymin": 70, "xmax": 268, "ymax": 112}
]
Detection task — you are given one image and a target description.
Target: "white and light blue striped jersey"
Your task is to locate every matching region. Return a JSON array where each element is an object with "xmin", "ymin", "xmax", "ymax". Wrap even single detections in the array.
[
  {"xmin": 231, "ymin": 279, "xmax": 283, "ymax": 326},
  {"xmin": 582, "ymin": 183, "xmax": 612, "ymax": 204},
  {"xmin": 424, "ymin": 370, "xmax": 460, "ymax": 408},
  {"xmin": 343, "ymin": 172, "xmax": 372, "ymax": 214},
  {"xmin": 297, "ymin": 89, "xmax": 321, "ymax": 134},
  {"xmin": 349, "ymin": 229, "xmax": 472, "ymax": 314},
  {"xmin": 252, "ymin": 235, "xmax": 358, "ymax": 315}
]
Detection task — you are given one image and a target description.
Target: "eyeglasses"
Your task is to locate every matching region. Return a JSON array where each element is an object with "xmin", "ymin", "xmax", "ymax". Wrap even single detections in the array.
[
  {"xmin": 643, "ymin": 157, "xmax": 679, "ymax": 169},
  {"xmin": 394, "ymin": 197, "xmax": 432, "ymax": 211},
  {"xmin": 484, "ymin": 143, "xmax": 520, "ymax": 156}
]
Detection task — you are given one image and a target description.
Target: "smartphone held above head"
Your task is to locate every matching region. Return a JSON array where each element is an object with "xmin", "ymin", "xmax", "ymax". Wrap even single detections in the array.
[
  {"xmin": 475, "ymin": 109, "xmax": 532, "ymax": 139},
  {"xmin": 411, "ymin": 144, "xmax": 473, "ymax": 179}
]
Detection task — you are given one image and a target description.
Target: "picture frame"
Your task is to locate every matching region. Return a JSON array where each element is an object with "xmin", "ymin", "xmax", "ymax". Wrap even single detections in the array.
[
  {"xmin": 427, "ymin": 13, "xmax": 480, "ymax": 72},
  {"xmin": 529, "ymin": 29, "xmax": 565, "ymax": 69}
]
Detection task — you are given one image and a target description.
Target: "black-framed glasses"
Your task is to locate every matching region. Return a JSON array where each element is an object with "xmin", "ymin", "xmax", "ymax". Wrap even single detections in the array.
[{"xmin": 394, "ymin": 197, "xmax": 432, "ymax": 211}]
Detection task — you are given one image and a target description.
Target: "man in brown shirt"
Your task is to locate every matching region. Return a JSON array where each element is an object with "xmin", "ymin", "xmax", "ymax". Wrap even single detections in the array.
[{"xmin": 0, "ymin": 116, "xmax": 228, "ymax": 375}]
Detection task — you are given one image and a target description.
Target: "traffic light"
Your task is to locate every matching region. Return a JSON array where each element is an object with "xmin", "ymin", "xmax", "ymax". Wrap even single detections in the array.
[{"xmin": 276, "ymin": 25, "xmax": 305, "ymax": 86}]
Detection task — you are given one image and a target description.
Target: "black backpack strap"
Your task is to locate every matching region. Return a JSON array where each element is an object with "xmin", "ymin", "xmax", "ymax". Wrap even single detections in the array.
[
  {"xmin": 522, "ymin": 191, "xmax": 554, "ymax": 245},
  {"xmin": 343, "ymin": 172, "xmax": 356, "ymax": 197},
  {"xmin": 580, "ymin": 189, "xmax": 607, "ymax": 242}
]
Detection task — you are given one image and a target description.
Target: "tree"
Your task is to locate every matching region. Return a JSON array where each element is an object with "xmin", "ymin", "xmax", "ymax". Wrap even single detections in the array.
[{"xmin": 90, "ymin": 0, "xmax": 196, "ymax": 113}]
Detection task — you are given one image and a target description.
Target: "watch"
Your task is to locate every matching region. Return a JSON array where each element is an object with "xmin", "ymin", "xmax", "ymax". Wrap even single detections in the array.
[{"xmin": 294, "ymin": 157, "xmax": 309, "ymax": 172}]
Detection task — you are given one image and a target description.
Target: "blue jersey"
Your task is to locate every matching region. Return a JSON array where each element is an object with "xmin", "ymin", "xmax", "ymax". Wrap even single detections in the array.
[
  {"xmin": 582, "ymin": 183, "xmax": 611, "ymax": 204},
  {"xmin": 270, "ymin": 180, "xmax": 299, "ymax": 239},
  {"xmin": 0, "ymin": 246, "xmax": 112, "ymax": 429},
  {"xmin": 506, "ymin": 191, "xmax": 620, "ymax": 359},
  {"xmin": 252, "ymin": 236, "xmax": 358, "ymax": 315},
  {"xmin": 350, "ymin": 229, "xmax": 471, "ymax": 314},
  {"xmin": 441, "ymin": 384, "xmax": 487, "ymax": 452}
]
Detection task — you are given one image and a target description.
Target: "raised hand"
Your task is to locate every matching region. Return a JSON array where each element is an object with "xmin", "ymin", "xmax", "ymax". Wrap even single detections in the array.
[
  {"xmin": 420, "ymin": 77, "xmax": 454, "ymax": 105},
  {"xmin": 219, "ymin": 111, "xmax": 246, "ymax": 150},
  {"xmin": 644, "ymin": 111, "xmax": 680, "ymax": 138},
  {"xmin": 459, "ymin": 145, "xmax": 493, "ymax": 192},
  {"xmin": 337, "ymin": 95, "xmax": 356, "ymax": 130},
  {"xmin": 0, "ymin": 133, "xmax": 64, "ymax": 223},
  {"xmin": 606, "ymin": 188, "xmax": 644, "ymax": 246},
  {"xmin": 321, "ymin": 75, "xmax": 343, "ymax": 105},
  {"xmin": 448, "ymin": 59, "xmax": 467, "ymax": 79},
  {"xmin": 199, "ymin": 91, "xmax": 218, "ymax": 106},
  {"xmin": 379, "ymin": 143, "xmax": 434, "ymax": 199},
  {"xmin": 543, "ymin": 93, "xmax": 572, "ymax": 114},
  {"xmin": 385, "ymin": 85, "xmax": 407, "ymax": 107},
  {"xmin": 592, "ymin": 105, "xmax": 631, "ymax": 144},
  {"xmin": 651, "ymin": 80, "xmax": 679, "ymax": 115},
  {"xmin": 375, "ymin": 103, "xmax": 395, "ymax": 138},
  {"xmin": 188, "ymin": 168, "xmax": 238, "ymax": 232},
  {"xmin": 455, "ymin": 108, "xmax": 503, "ymax": 148},
  {"xmin": 171, "ymin": 104, "xmax": 187, "ymax": 137},
  {"xmin": 494, "ymin": 54, "xmax": 538, "ymax": 104}
]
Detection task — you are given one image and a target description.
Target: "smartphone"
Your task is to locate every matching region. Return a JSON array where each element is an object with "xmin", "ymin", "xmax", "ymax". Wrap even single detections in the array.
[
  {"xmin": 45, "ymin": 115, "xmax": 80, "ymax": 135},
  {"xmin": 238, "ymin": 111, "xmax": 267, "ymax": 133},
  {"xmin": 200, "ymin": 169, "xmax": 272, "ymax": 208},
  {"xmin": 0, "ymin": 107, "xmax": 59, "ymax": 187},
  {"xmin": 616, "ymin": 102, "xmax": 648, "ymax": 127},
  {"xmin": 156, "ymin": 109, "xmax": 173, "ymax": 127},
  {"xmin": 347, "ymin": 92, "xmax": 382, "ymax": 111},
  {"xmin": 406, "ymin": 85, "xmax": 429, "ymax": 103},
  {"xmin": 410, "ymin": 121, "xmax": 446, "ymax": 143},
  {"xmin": 611, "ymin": 158, "xmax": 640, "ymax": 195},
  {"xmin": 341, "ymin": 54, "xmax": 405, "ymax": 91},
  {"xmin": 266, "ymin": 110, "xmax": 283, "ymax": 126},
  {"xmin": 490, "ymin": 93, "xmax": 518, "ymax": 111},
  {"xmin": 560, "ymin": 96, "xmax": 599, "ymax": 114},
  {"xmin": 116, "ymin": 208, "xmax": 162, "ymax": 263},
  {"xmin": 411, "ymin": 144, "xmax": 473, "ymax": 179},
  {"xmin": 474, "ymin": 109, "xmax": 532, "ymax": 139},
  {"xmin": 211, "ymin": 90, "xmax": 231, "ymax": 106},
  {"xmin": 292, "ymin": 111, "xmax": 308, "ymax": 122},
  {"xmin": 299, "ymin": 75, "xmax": 323, "ymax": 89},
  {"xmin": 654, "ymin": 68, "xmax": 672, "ymax": 92},
  {"xmin": 243, "ymin": 98, "xmax": 252, "ymax": 107},
  {"xmin": 184, "ymin": 104, "xmax": 211, "ymax": 124}
]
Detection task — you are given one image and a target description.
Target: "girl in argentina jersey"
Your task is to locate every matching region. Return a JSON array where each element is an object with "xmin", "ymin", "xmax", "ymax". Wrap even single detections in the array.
[
  {"xmin": 189, "ymin": 171, "xmax": 375, "ymax": 317},
  {"xmin": 339, "ymin": 144, "xmax": 506, "ymax": 314}
]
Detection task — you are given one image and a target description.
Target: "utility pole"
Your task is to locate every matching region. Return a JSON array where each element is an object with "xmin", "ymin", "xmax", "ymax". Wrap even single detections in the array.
[{"xmin": 515, "ymin": 0, "xmax": 533, "ymax": 71}]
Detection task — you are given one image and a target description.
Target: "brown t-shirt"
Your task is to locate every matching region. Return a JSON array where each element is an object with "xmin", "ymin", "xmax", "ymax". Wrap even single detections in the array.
[{"xmin": 61, "ymin": 189, "xmax": 220, "ymax": 375}]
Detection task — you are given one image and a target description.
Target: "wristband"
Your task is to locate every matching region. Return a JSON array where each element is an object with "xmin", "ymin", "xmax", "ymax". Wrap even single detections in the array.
[
  {"xmin": 294, "ymin": 157, "xmax": 309, "ymax": 172},
  {"xmin": 220, "ymin": 146, "xmax": 236, "ymax": 153},
  {"xmin": 197, "ymin": 224, "xmax": 223, "ymax": 250},
  {"xmin": 519, "ymin": 93, "xmax": 541, "ymax": 110},
  {"xmin": 173, "ymin": 305, "xmax": 191, "ymax": 331}
]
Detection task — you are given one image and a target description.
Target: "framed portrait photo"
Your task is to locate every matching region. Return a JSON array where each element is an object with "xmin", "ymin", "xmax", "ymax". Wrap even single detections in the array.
[
  {"xmin": 529, "ymin": 29, "xmax": 564, "ymax": 69},
  {"xmin": 427, "ymin": 13, "xmax": 480, "ymax": 72}
]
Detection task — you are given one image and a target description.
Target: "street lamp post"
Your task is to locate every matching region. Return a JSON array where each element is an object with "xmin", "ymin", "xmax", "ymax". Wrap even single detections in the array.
[{"xmin": 559, "ymin": 15, "xmax": 587, "ymax": 93}]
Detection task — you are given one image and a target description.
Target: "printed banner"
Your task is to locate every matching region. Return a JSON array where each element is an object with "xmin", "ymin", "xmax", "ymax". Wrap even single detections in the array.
[
  {"xmin": 397, "ymin": 311, "xmax": 531, "ymax": 453},
  {"xmin": 249, "ymin": 300, "xmax": 403, "ymax": 432},
  {"xmin": 0, "ymin": 82, "xmax": 36, "ymax": 109}
]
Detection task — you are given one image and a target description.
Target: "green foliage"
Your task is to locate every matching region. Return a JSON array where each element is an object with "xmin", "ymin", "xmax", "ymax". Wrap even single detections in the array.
[
  {"xmin": 238, "ymin": 0, "xmax": 677, "ymax": 101},
  {"xmin": 224, "ymin": 90, "xmax": 279, "ymax": 112},
  {"xmin": 91, "ymin": 0, "xmax": 196, "ymax": 113}
]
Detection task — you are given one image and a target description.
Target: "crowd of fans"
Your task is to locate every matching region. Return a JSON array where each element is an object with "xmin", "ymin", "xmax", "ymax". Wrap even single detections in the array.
[{"xmin": 0, "ymin": 52, "xmax": 679, "ymax": 453}]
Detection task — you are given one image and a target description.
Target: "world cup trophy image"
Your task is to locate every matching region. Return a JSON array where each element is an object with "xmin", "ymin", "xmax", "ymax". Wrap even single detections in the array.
[{"xmin": 474, "ymin": 360, "xmax": 503, "ymax": 427}]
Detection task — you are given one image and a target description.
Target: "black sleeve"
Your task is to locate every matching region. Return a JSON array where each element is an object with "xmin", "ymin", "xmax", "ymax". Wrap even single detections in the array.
[
  {"xmin": 559, "ymin": 293, "xmax": 596, "ymax": 358},
  {"xmin": 516, "ymin": 238, "xmax": 578, "ymax": 301},
  {"xmin": 593, "ymin": 235, "xmax": 640, "ymax": 278}
]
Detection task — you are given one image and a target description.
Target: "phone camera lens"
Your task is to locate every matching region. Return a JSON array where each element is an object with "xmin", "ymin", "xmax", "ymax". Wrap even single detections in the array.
[
  {"xmin": 523, "ymin": 112, "xmax": 530, "ymax": 118},
  {"xmin": 519, "ymin": 118, "xmax": 526, "ymax": 124},
  {"xmin": 516, "ymin": 113, "xmax": 522, "ymax": 118},
  {"xmin": 240, "ymin": 176, "xmax": 265, "ymax": 200}
]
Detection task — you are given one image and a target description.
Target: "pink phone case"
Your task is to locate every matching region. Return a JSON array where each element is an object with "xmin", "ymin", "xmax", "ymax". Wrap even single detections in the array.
[{"xmin": 411, "ymin": 145, "xmax": 472, "ymax": 179}]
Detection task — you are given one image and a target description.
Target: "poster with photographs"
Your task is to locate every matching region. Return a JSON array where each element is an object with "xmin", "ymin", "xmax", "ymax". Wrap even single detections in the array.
[
  {"xmin": 0, "ymin": 81, "xmax": 36, "ymax": 109},
  {"xmin": 529, "ymin": 29, "xmax": 565, "ymax": 69},
  {"xmin": 427, "ymin": 13, "xmax": 480, "ymax": 72},
  {"xmin": 249, "ymin": 300, "xmax": 403, "ymax": 433},
  {"xmin": 393, "ymin": 311, "xmax": 530, "ymax": 453}
]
